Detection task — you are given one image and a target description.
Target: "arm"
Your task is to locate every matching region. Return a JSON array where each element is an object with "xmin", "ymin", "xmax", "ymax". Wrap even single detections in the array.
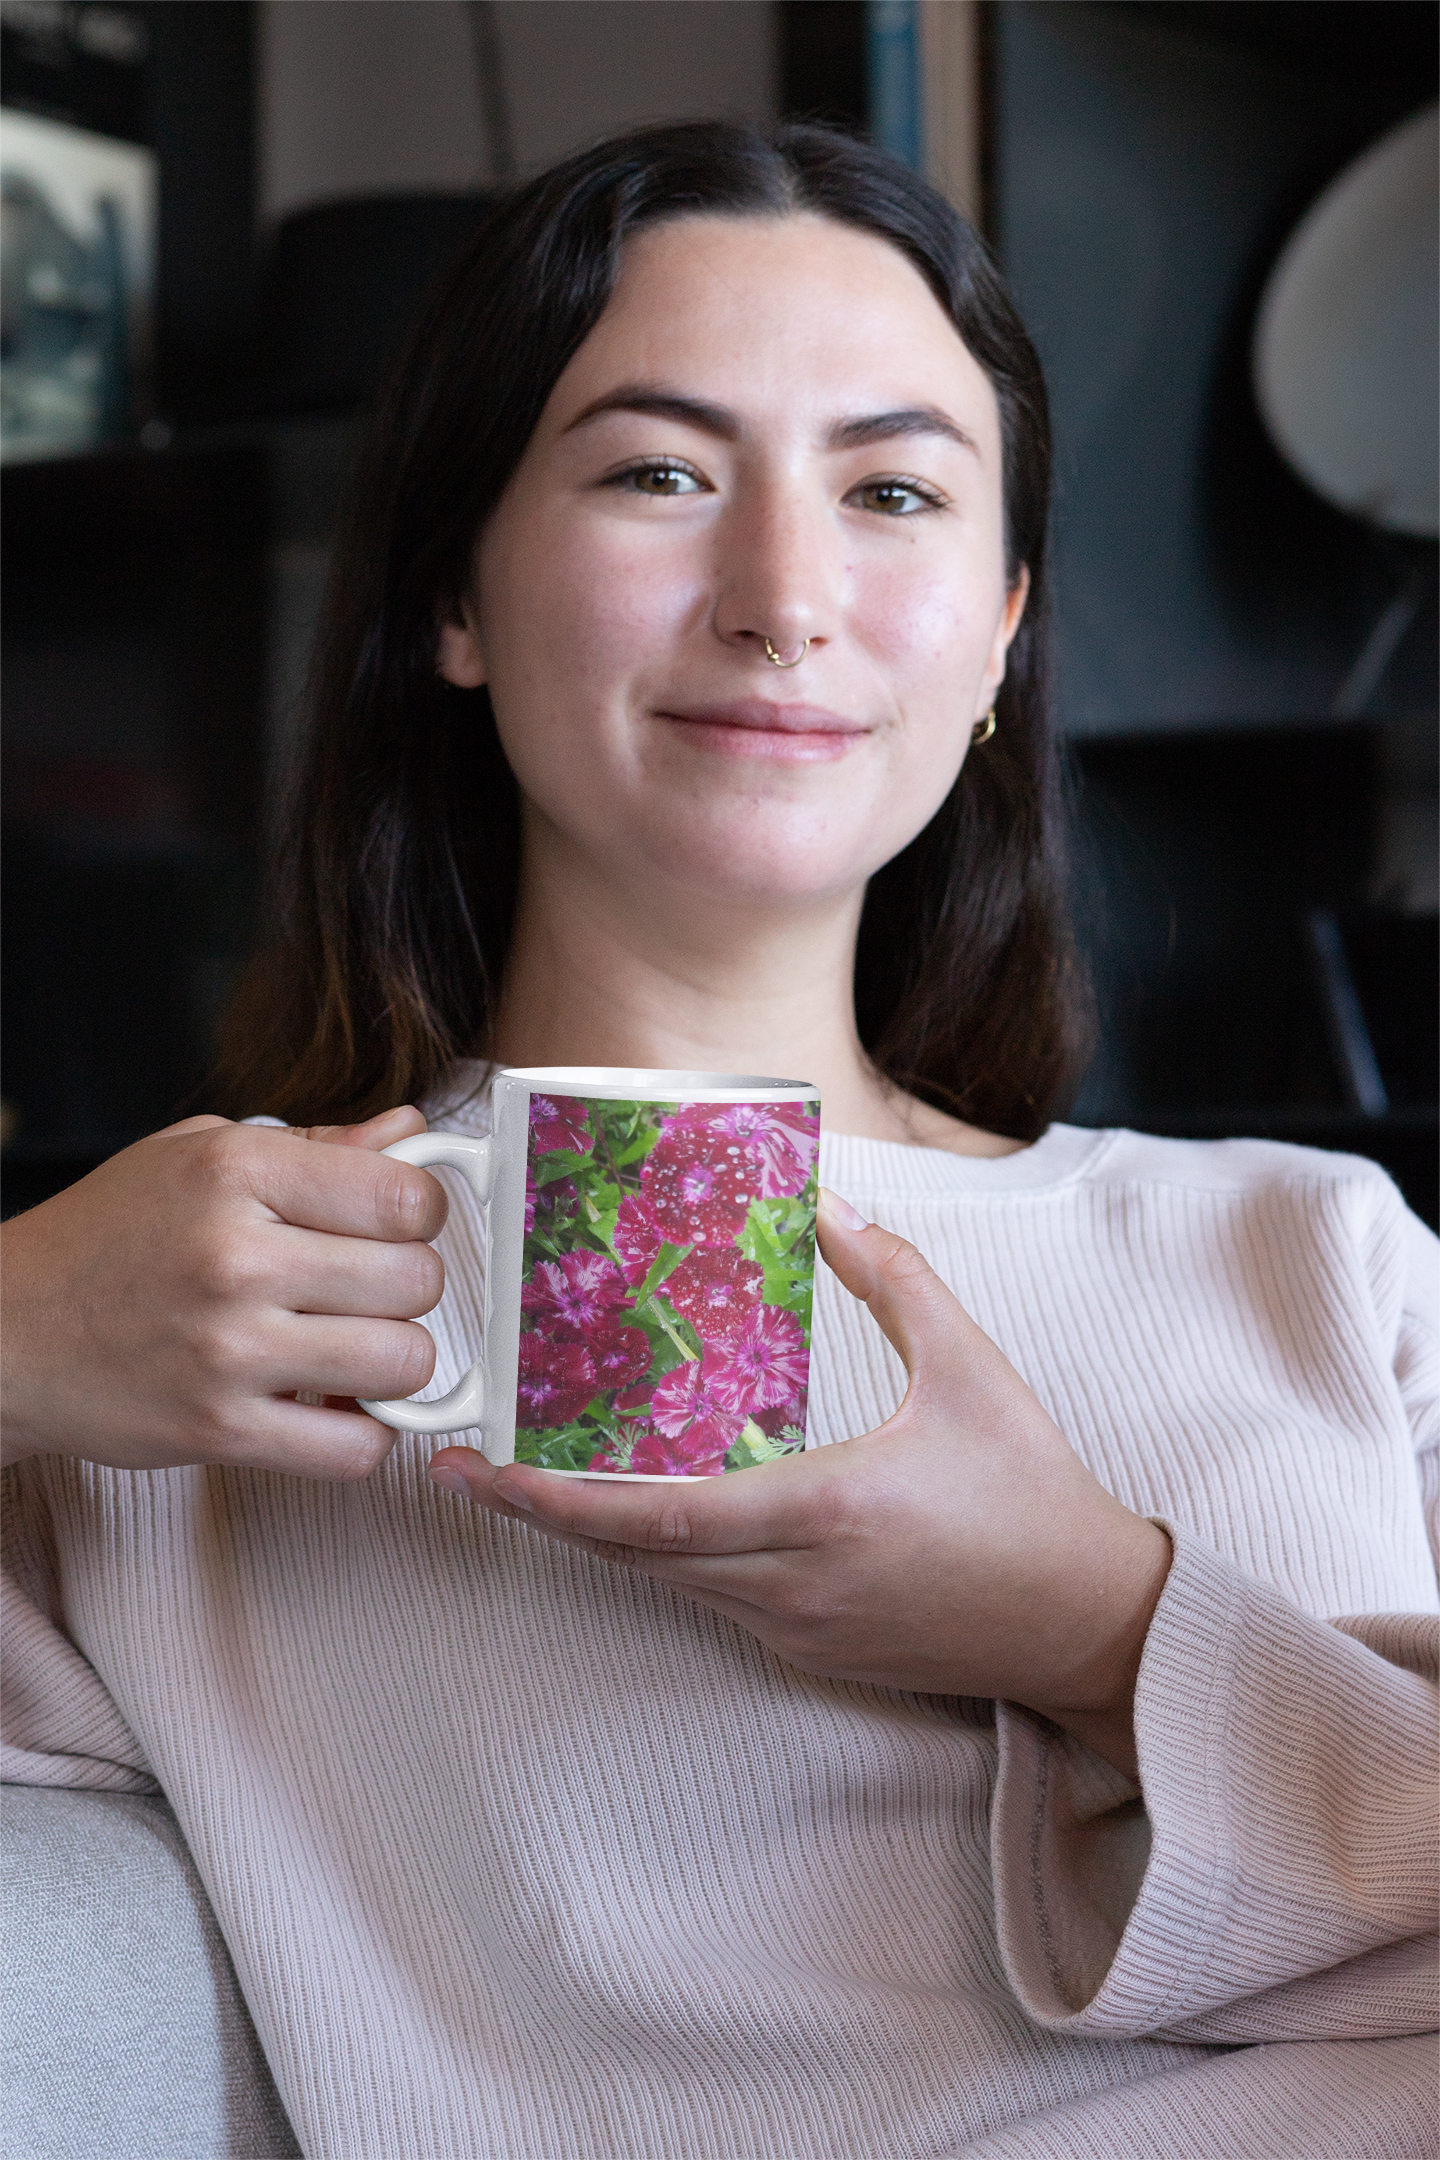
[
  {"xmin": 993, "ymin": 1530, "xmax": 1437, "ymax": 2042},
  {"xmin": 996, "ymin": 1203, "xmax": 1440, "ymax": 2042},
  {"xmin": 1, "ymin": 1105, "xmax": 452, "ymax": 1784}
]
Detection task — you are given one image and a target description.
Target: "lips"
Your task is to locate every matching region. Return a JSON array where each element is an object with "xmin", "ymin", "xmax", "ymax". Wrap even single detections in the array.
[{"xmin": 657, "ymin": 699, "xmax": 869, "ymax": 763}]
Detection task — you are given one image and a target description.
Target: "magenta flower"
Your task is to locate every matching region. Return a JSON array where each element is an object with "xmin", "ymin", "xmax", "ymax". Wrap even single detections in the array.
[
  {"xmin": 530, "ymin": 1095, "xmax": 594, "ymax": 1155},
  {"xmin": 627, "ymin": 1426, "xmax": 728, "ymax": 1477},
  {"xmin": 584, "ymin": 1320, "xmax": 651, "ymax": 1392},
  {"xmin": 710, "ymin": 1305, "xmax": 809, "ymax": 1414},
  {"xmin": 538, "ymin": 1175, "xmax": 579, "ymax": 1223},
  {"xmin": 667, "ymin": 1101, "xmax": 818, "ymax": 1199},
  {"xmin": 751, "ymin": 1392, "xmax": 807, "ymax": 1440},
  {"xmin": 664, "ymin": 1247, "xmax": 764, "ymax": 1342},
  {"xmin": 586, "ymin": 1426, "xmax": 727, "ymax": 1478},
  {"xmin": 613, "ymin": 1195, "xmax": 663, "ymax": 1287},
  {"xmin": 650, "ymin": 1352, "xmax": 747, "ymax": 1455},
  {"xmin": 524, "ymin": 1163, "xmax": 537, "ymax": 1236},
  {"xmin": 522, "ymin": 1249, "xmax": 629, "ymax": 1338},
  {"xmin": 642, "ymin": 1125, "xmax": 755, "ymax": 1244},
  {"xmin": 516, "ymin": 1334, "xmax": 597, "ymax": 1428}
]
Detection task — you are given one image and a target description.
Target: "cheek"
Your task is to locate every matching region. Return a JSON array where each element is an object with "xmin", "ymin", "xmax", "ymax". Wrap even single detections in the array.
[
  {"xmin": 853, "ymin": 540, "xmax": 1003, "ymax": 697},
  {"xmin": 480, "ymin": 509, "xmax": 697, "ymax": 704}
]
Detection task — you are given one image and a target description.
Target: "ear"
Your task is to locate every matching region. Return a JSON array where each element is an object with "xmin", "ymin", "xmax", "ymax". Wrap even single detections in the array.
[
  {"xmin": 975, "ymin": 565, "xmax": 1030, "ymax": 718},
  {"xmin": 437, "ymin": 616, "xmax": 487, "ymax": 689}
]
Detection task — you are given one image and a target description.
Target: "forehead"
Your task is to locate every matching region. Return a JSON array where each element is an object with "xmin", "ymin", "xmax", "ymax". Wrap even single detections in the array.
[{"xmin": 539, "ymin": 212, "xmax": 1000, "ymax": 440}]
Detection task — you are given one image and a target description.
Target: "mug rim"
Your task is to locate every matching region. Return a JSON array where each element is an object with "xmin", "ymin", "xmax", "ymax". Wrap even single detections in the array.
[{"xmin": 497, "ymin": 1065, "xmax": 818, "ymax": 1102}]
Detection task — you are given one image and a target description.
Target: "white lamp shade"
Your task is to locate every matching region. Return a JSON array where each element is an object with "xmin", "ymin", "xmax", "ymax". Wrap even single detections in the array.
[{"xmin": 1254, "ymin": 103, "xmax": 1438, "ymax": 539}]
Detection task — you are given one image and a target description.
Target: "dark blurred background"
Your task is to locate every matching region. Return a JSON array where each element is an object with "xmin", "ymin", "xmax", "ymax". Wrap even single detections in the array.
[{"xmin": 3, "ymin": 0, "xmax": 1436, "ymax": 1223}]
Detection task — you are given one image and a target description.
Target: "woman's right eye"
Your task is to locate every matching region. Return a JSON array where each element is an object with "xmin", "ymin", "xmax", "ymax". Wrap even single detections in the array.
[{"xmin": 612, "ymin": 461, "xmax": 708, "ymax": 496}]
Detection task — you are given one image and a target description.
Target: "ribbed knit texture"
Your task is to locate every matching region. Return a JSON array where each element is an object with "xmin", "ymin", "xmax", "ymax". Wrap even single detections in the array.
[{"xmin": 4, "ymin": 1109, "xmax": 1437, "ymax": 2159}]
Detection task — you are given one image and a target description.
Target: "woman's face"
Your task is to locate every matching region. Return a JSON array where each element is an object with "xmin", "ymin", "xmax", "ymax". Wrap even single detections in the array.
[{"xmin": 441, "ymin": 212, "xmax": 1027, "ymax": 913}]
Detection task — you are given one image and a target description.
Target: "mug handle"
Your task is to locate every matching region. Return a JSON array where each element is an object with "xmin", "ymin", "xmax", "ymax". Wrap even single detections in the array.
[{"xmin": 356, "ymin": 1131, "xmax": 494, "ymax": 1435}]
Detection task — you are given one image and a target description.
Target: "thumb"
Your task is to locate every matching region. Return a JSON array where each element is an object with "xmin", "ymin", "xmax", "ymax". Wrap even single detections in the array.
[
  {"xmin": 816, "ymin": 1186, "xmax": 975, "ymax": 1379},
  {"xmin": 292, "ymin": 1105, "xmax": 429, "ymax": 1151}
]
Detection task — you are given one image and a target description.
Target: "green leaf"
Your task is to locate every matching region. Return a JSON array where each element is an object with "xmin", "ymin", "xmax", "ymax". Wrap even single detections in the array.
[
  {"xmin": 515, "ymin": 1421, "xmax": 606, "ymax": 1473},
  {"xmin": 533, "ymin": 1149, "xmax": 591, "ymax": 1186},
  {"xmin": 724, "ymin": 1419, "xmax": 805, "ymax": 1470},
  {"xmin": 634, "ymin": 1240, "xmax": 689, "ymax": 1307}
]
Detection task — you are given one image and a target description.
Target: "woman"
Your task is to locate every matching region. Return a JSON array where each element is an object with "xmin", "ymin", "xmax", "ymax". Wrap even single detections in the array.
[{"xmin": 3, "ymin": 124, "xmax": 1435, "ymax": 2160}]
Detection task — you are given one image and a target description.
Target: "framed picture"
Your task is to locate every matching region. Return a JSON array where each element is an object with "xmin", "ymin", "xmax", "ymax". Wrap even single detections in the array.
[{"xmin": 1, "ymin": 105, "xmax": 156, "ymax": 462}]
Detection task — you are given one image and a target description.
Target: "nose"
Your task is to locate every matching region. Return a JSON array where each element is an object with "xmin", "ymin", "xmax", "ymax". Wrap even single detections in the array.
[{"xmin": 711, "ymin": 480, "xmax": 839, "ymax": 664}]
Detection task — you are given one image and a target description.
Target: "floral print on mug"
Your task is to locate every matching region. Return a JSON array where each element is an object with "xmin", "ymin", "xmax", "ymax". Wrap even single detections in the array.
[{"xmin": 516, "ymin": 1094, "xmax": 819, "ymax": 1475}]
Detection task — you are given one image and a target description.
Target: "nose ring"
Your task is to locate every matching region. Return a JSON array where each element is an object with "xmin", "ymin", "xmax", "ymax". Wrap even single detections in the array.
[{"xmin": 763, "ymin": 636, "xmax": 810, "ymax": 669}]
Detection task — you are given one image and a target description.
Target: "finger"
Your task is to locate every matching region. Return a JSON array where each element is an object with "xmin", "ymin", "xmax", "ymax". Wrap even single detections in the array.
[
  {"xmin": 816, "ymin": 1186, "xmax": 978, "ymax": 1376},
  {"xmin": 429, "ymin": 1452, "xmax": 803, "ymax": 1614},
  {"xmin": 153, "ymin": 1114, "xmax": 232, "ymax": 1136},
  {"xmin": 213, "ymin": 1127, "xmax": 449, "ymax": 1243},
  {"xmin": 265, "ymin": 1313, "xmax": 438, "ymax": 1401},
  {"xmin": 268, "ymin": 1223, "xmax": 444, "ymax": 1319},
  {"xmin": 428, "ymin": 1446, "xmax": 828, "ymax": 1556},
  {"xmin": 291, "ymin": 1106, "xmax": 428, "ymax": 1151},
  {"xmin": 212, "ymin": 1394, "xmax": 400, "ymax": 1482}
]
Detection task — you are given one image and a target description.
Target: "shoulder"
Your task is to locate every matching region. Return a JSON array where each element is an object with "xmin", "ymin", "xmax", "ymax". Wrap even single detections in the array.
[
  {"xmin": 1076, "ymin": 1124, "xmax": 1407, "ymax": 1207},
  {"xmin": 1074, "ymin": 1125, "xmax": 1437, "ymax": 1331}
]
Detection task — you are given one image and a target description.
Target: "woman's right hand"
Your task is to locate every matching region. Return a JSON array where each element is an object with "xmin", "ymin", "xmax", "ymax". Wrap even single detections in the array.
[{"xmin": 0, "ymin": 1107, "xmax": 448, "ymax": 1481}]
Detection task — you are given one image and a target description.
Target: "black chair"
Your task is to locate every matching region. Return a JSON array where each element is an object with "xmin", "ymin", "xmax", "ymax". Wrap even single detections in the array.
[{"xmin": 254, "ymin": 192, "xmax": 497, "ymax": 416}]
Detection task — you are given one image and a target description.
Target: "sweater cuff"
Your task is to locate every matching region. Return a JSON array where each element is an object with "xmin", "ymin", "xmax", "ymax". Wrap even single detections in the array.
[{"xmin": 995, "ymin": 1519, "xmax": 1249, "ymax": 2032}]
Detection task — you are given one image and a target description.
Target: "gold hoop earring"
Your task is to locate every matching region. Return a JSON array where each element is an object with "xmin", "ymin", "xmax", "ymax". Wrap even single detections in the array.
[
  {"xmin": 763, "ymin": 637, "xmax": 810, "ymax": 669},
  {"xmin": 971, "ymin": 707, "xmax": 997, "ymax": 745}
]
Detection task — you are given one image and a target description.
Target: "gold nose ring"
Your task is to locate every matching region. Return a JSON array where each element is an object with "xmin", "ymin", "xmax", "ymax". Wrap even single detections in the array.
[{"xmin": 763, "ymin": 637, "xmax": 810, "ymax": 669}]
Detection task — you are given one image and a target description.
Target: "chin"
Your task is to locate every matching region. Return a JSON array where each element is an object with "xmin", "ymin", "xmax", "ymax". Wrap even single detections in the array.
[{"xmin": 631, "ymin": 819, "xmax": 887, "ymax": 910}]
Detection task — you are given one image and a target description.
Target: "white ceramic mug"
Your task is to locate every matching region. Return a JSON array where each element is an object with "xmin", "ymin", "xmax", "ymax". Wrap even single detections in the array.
[{"xmin": 359, "ymin": 1067, "xmax": 820, "ymax": 1480}]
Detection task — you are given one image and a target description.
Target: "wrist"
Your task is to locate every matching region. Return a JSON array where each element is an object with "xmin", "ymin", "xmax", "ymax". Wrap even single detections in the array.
[{"xmin": 1024, "ymin": 1518, "xmax": 1173, "ymax": 1780}]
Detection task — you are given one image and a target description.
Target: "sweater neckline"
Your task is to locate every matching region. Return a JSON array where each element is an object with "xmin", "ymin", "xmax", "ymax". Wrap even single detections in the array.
[{"xmin": 819, "ymin": 1122, "xmax": 1113, "ymax": 1196}]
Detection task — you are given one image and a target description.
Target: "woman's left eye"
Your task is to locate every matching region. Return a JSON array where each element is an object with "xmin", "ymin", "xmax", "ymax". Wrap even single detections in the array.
[{"xmin": 850, "ymin": 479, "xmax": 946, "ymax": 516}]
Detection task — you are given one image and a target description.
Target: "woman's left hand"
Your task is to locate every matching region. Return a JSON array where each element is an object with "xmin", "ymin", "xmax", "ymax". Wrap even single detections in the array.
[{"xmin": 429, "ymin": 1189, "xmax": 1171, "ymax": 1778}]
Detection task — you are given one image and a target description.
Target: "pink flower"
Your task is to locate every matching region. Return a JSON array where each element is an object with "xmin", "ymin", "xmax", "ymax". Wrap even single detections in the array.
[
  {"xmin": 530, "ymin": 1095, "xmax": 594, "ymax": 1155},
  {"xmin": 516, "ymin": 1333, "xmax": 597, "ymax": 1428},
  {"xmin": 642, "ymin": 1124, "xmax": 755, "ymax": 1244},
  {"xmin": 667, "ymin": 1101, "xmax": 818, "ymax": 1199},
  {"xmin": 751, "ymin": 1393, "xmax": 808, "ymax": 1440},
  {"xmin": 538, "ymin": 1175, "xmax": 579, "ymax": 1223},
  {"xmin": 710, "ymin": 1305, "xmax": 809, "ymax": 1414},
  {"xmin": 522, "ymin": 1249, "xmax": 629, "ymax": 1338},
  {"xmin": 524, "ymin": 1163, "xmax": 537, "ymax": 1236},
  {"xmin": 628, "ymin": 1426, "xmax": 728, "ymax": 1477},
  {"xmin": 649, "ymin": 1352, "xmax": 747, "ymax": 1456},
  {"xmin": 586, "ymin": 1427, "xmax": 727, "ymax": 1478},
  {"xmin": 664, "ymin": 1247, "xmax": 763, "ymax": 1342},
  {"xmin": 613, "ymin": 1195, "xmax": 664, "ymax": 1286},
  {"xmin": 585, "ymin": 1320, "xmax": 651, "ymax": 1393}
]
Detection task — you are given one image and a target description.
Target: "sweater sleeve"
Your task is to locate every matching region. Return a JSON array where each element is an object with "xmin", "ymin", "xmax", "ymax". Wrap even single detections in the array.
[
  {"xmin": 993, "ymin": 1172, "xmax": 1440, "ymax": 2045},
  {"xmin": 991, "ymin": 1522, "xmax": 1438, "ymax": 2043},
  {"xmin": 0, "ymin": 1462, "xmax": 158, "ymax": 1793}
]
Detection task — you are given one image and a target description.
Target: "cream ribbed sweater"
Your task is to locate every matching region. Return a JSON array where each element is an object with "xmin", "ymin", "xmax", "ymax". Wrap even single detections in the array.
[{"xmin": 4, "ymin": 1112, "xmax": 1438, "ymax": 2160}]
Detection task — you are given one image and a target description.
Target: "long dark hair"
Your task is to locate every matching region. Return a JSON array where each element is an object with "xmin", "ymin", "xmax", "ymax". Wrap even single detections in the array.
[{"xmin": 215, "ymin": 120, "xmax": 1089, "ymax": 1138}]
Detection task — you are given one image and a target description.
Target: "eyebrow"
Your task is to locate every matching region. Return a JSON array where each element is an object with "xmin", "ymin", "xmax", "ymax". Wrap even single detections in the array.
[{"xmin": 562, "ymin": 382, "xmax": 978, "ymax": 456}]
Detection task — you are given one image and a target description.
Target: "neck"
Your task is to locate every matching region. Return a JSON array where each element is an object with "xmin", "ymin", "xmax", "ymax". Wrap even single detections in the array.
[{"xmin": 492, "ymin": 815, "xmax": 1022, "ymax": 1156}]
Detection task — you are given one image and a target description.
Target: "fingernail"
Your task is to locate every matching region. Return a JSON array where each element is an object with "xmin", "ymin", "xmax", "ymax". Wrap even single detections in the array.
[
  {"xmin": 492, "ymin": 1475, "xmax": 532, "ymax": 1512},
  {"xmin": 428, "ymin": 1465, "xmax": 471, "ymax": 1496},
  {"xmin": 819, "ymin": 1185, "xmax": 869, "ymax": 1231}
]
